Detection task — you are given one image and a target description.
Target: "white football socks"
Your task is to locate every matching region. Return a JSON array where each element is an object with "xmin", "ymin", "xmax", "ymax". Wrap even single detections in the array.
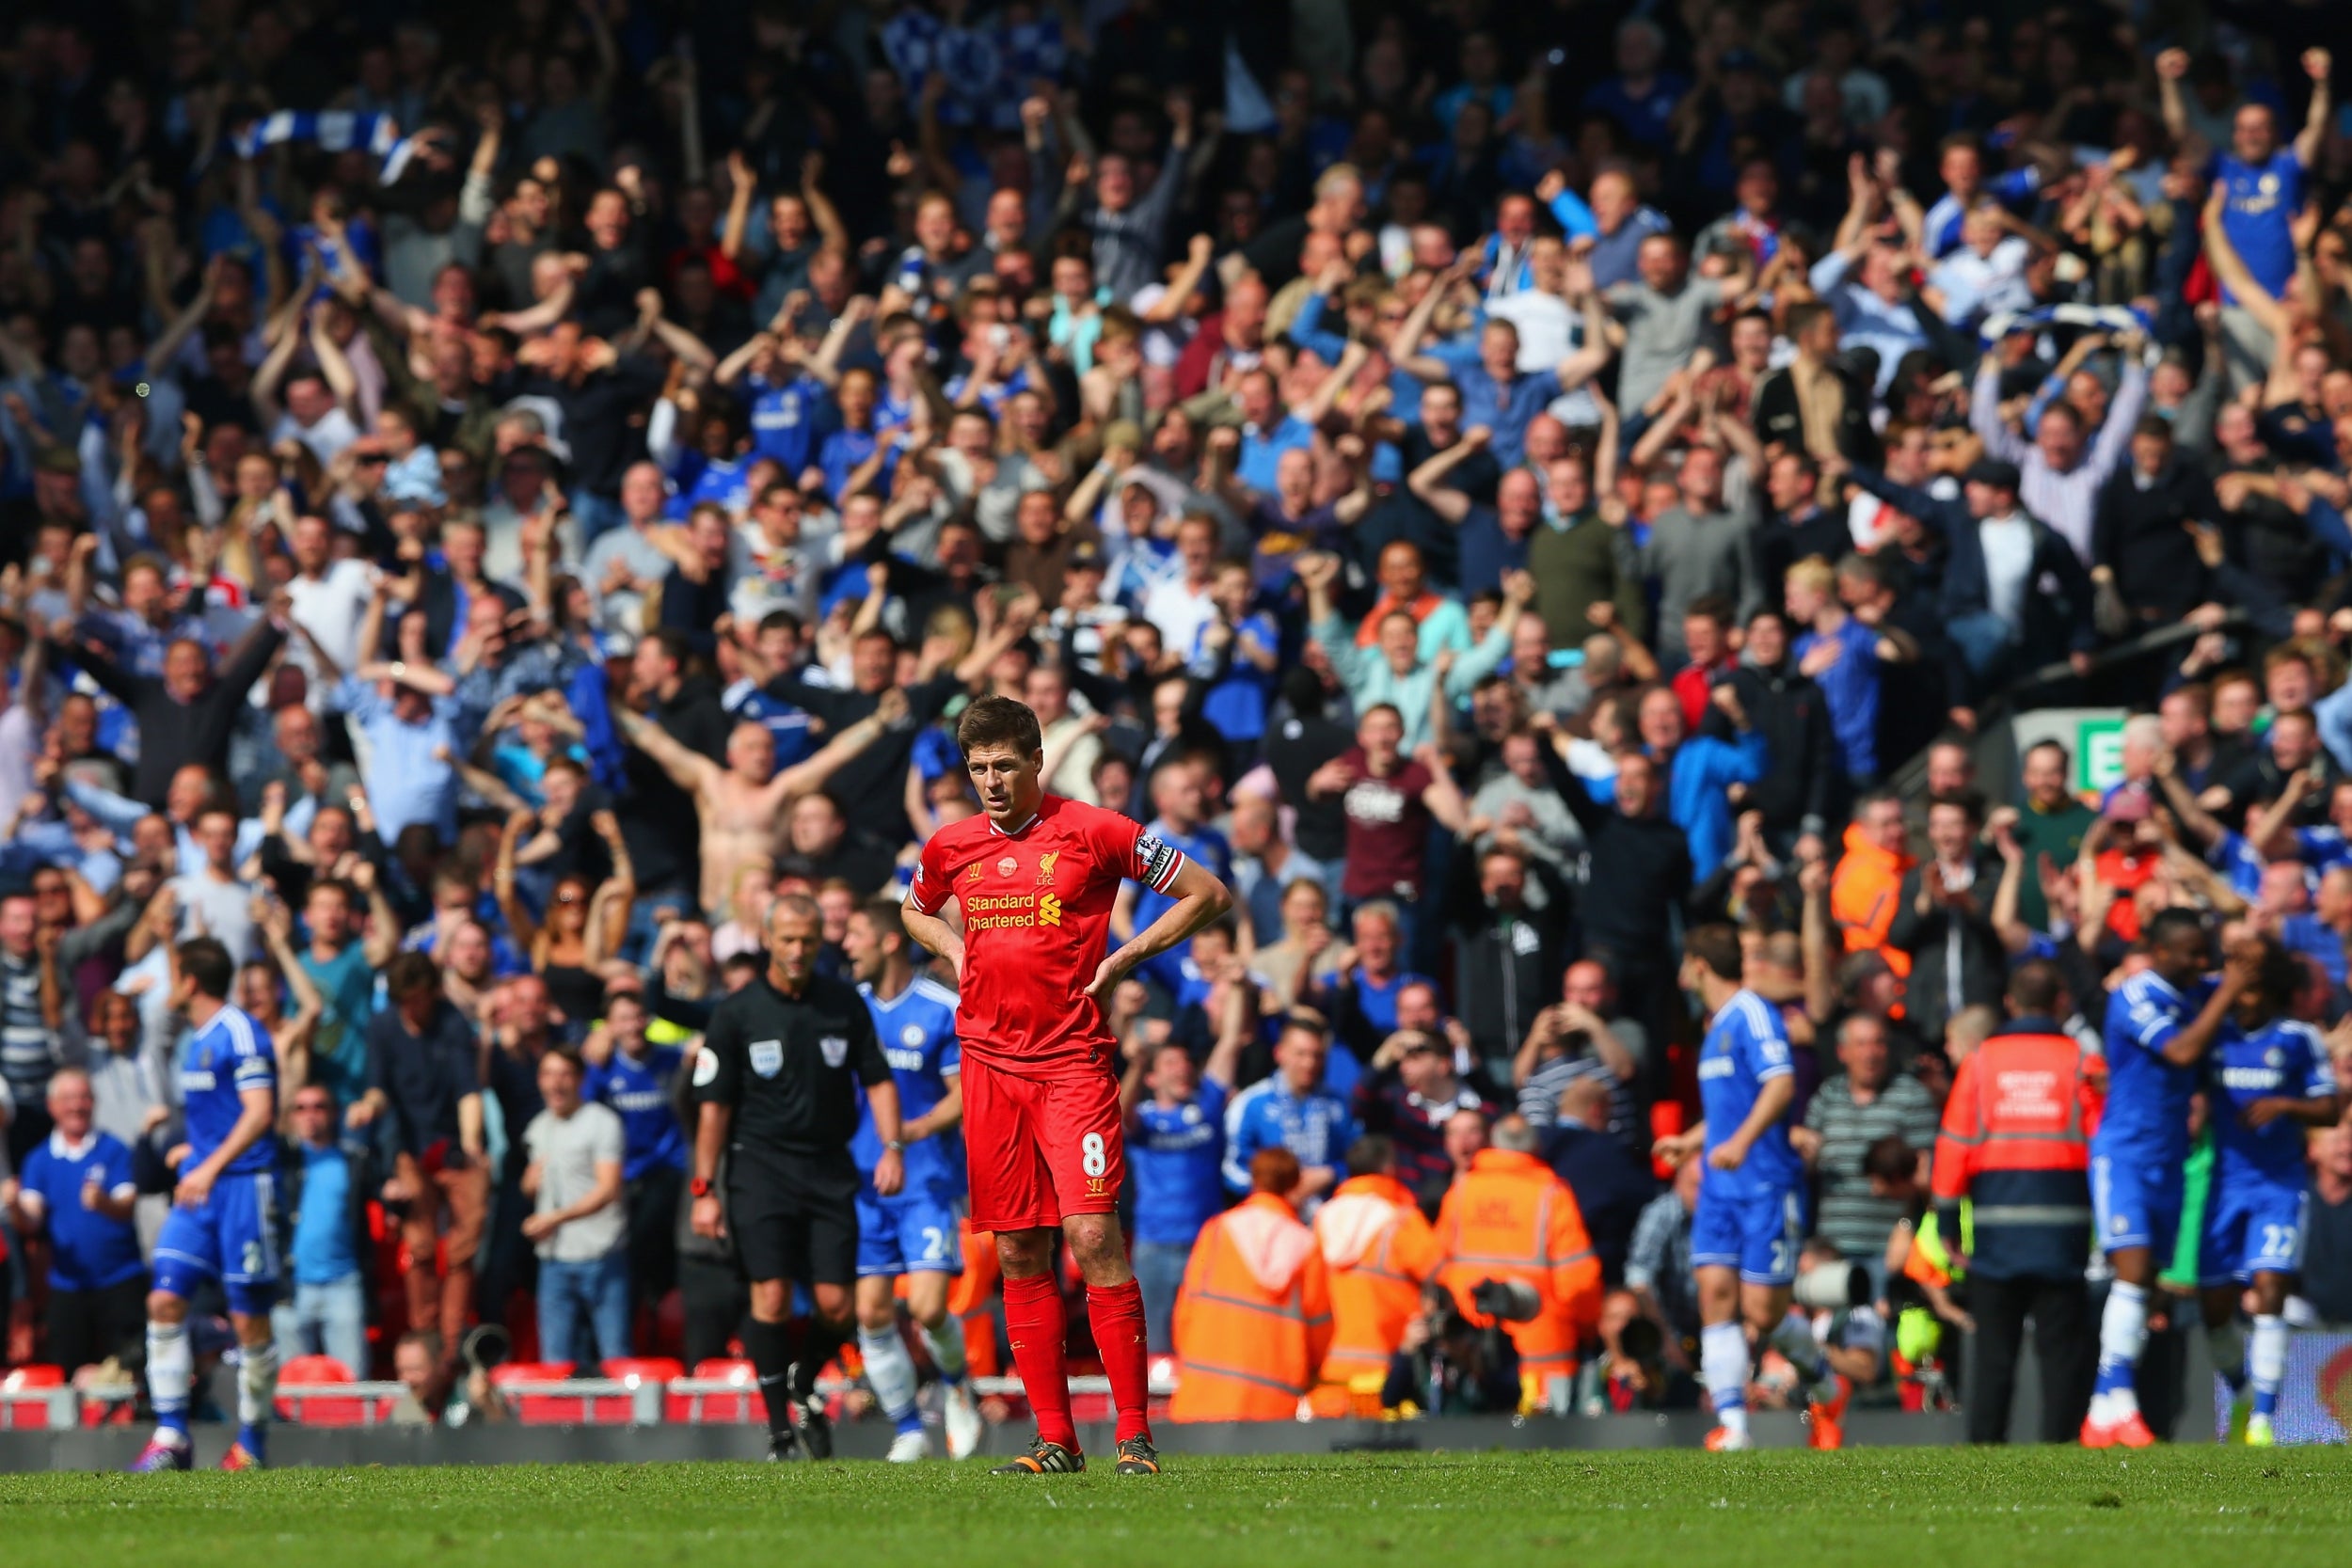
[
  {"xmin": 1701, "ymin": 1320, "xmax": 1751, "ymax": 1437},
  {"xmin": 919, "ymin": 1315, "xmax": 967, "ymax": 1385},
  {"xmin": 858, "ymin": 1323, "xmax": 923, "ymax": 1433}
]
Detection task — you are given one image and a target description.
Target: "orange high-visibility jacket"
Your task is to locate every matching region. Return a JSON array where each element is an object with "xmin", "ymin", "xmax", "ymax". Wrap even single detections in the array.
[
  {"xmin": 1832, "ymin": 819, "xmax": 1915, "ymax": 979},
  {"xmin": 1312, "ymin": 1173, "xmax": 1442, "ymax": 1382},
  {"xmin": 1433, "ymin": 1148, "xmax": 1603, "ymax": 1377},
  {"xmin": 1169, "ymin": 1192, "xmax": 1333, "ymax": 1421},
  {"xmin": 1931, "ymin": 1029, "xmax": 2103, "ymax": 1281}
]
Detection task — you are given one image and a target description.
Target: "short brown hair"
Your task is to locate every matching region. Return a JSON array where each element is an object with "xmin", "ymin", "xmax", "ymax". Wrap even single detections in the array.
[
  {"xmin": 1250, "ymin": 1147, "xmax": 1302, "ymax": 1195},
  {"xmin": 956, "ymin": 694, "xmax": 1042, "ymax": 758},
  {"xmin": 1685, "ymin": 923, "xmax": 1743, "ymax": 982},
  {"xmin": 385, "ymin": 951, "xmax": 442, "ymax": 1002}
]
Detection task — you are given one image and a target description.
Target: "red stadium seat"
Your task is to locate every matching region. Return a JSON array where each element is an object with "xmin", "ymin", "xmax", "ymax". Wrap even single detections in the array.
[
  {"xmin": 490, "ymin": 1360, "xmax": 592, "ymax": 1423},
  {"xmin": 282, "ymin": 1354, "xmax": 355, "ymax": 1383},
  {"xmin": 0, "ymin": 1366, "xmax": 66, "ymax": 1431},
  {"xmin": 489, "ymin": 1361, "xmax": 643, "ymax": 1423},
  {"xmin": 667, "ymin": 1357, "xmax": 763, "ymax": 1423},
  {"xmin": 491, "ymin": 1360, "xmax": 578, "ymax": 1382},
  {"xmin": 601, "ymin": 1356, "xmax": 683, "ymax": 1385},
  {"xmin": 274, "ymin": 1354, "xmax": 394, "ymax": 1425}
]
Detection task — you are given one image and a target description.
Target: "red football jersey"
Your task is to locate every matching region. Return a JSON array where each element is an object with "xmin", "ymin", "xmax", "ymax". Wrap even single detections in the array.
[{"xmin": 907, "ymin": 793, "xmax": 1188, "ymax": 1079}]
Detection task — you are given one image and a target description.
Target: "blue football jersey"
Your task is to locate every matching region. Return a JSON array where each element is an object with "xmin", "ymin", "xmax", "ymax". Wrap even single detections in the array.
[
  {"xmin": 854, "ymin": 977, "xmax": 963, "ymax": 1196},
  {"xmin": 2208, "ymin": 1017, "xmax": 2336, "ymax": 1184},
  {"xmin": 586, "ymin": 1043, "xmax": 689, "ymax": 1180},
  {"xmin": 743, "ymin": 371, "xmax": 835, "ymax": 475},
  {"xmin": 2096, "ymin": 969, "xmax": 2212, "ymax": 1165},
  {"xmin": 1131, "ymin": 1077, "xmax": 1229, "ymax": 1247},
  {"xmin": 180, "ymin": 1004, "xmax": 278, "ymax": 1177},
  {"xmin": 1696, "ymin": 989, "xmax": 1801, "ymax": 1201}
]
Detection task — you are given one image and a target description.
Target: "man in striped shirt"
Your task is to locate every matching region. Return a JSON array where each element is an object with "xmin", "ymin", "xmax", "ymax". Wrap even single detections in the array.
[
  {"xmin": 1799, "ymin": 1014, "xmax": 1941, "ymax": 1291},
  {"xmin": 0, "ymin": 893, "xmax": 63, "ymax": 1166}
]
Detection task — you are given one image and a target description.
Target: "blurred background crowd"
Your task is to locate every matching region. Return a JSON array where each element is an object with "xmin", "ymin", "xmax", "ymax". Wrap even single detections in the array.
[{"xmin": 2, "ymin": 0, "xmax": 2352, "ymax": 1430}]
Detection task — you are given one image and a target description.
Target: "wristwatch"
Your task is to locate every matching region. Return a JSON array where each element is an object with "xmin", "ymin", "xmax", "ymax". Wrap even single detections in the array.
[
  {"xmin": 690, "ymin": 1176, "xmax": 714, "ymax": 1197},
  {"xmin": 884, "ymin": 1139, "xmax": 906, "ymax": 1153}
]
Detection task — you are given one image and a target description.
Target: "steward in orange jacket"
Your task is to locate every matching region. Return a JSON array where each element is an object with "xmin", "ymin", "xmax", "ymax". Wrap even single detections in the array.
[
  {"xmin": 1433, "ymin": 1120, "xmax": 1603, "ymax": 1383},
  {"xmin": 1170, "ymin": 1148, "xmax": 1334, "ymax": 1421},
  {"xmin": 1931, "ymin": 1012, "xmax": 2101, "ymax": 1283},
  {"xmin": 1832, "ymin": 813, "xmax": 1915, "ymax": 980},
  {"xmin": 1310, "ymin": 1137, "xmax": 1441, "ymax": 1412}
]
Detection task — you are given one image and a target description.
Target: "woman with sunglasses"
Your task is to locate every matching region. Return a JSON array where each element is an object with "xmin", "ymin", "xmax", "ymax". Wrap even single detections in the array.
[{"xmin": 498, "ymin": 807, "xmax": 635, "ymax": 1026}]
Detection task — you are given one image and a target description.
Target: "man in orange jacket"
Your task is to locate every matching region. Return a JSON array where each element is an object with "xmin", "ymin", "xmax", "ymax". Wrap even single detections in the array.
[
  {"xmin": 1310, "ymin": 1135, "xmax": 1441, "ymax": 1415},
  {"xmin": 1169, "ymin": 1148, "xmax": 1334, "ymax": 1421},
  {"xmin": 1434, "ymin": 1116, "xmax": 1603, "ymax": 1396},
  {"xmin": 1931, "ymin": 958, "xmax": 2102, "ymax": 1444},
  {"xmin": 1832, "ymin": 792, "xmax": 1915, "ymax": 981}
]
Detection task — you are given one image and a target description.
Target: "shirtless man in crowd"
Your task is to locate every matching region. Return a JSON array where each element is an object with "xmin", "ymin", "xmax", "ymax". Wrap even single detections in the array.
[{"xmin": 613, "ymin": 690, "xmax": 907, "ymax": 921}]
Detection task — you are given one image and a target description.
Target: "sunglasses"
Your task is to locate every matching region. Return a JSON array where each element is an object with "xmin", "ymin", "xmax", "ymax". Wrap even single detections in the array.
[
  {"xmin": 357, "ymin": 452, "xmax": 390, "ymax": 466},
  {"xmin": 555, "ymin": 891, "xmax": 583, "ymax": 905},
  {"xmin": 294, "ymin": 1101, "xmax": 333, "ymax": 1113}
]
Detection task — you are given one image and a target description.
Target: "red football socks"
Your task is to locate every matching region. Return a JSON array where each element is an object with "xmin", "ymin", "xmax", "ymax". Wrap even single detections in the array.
[
  {"xmin": 1087, "ymin": 1278, "xmax": 1153, "ymax": 1446},
  {"xmin": 1001, "ymin": 1271, "xmax": 1078, "ymax": 1450}
]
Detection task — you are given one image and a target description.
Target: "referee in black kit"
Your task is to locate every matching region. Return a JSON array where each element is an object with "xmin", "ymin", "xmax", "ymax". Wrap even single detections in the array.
[{"xmin": 691, "ymin": 894, "xmax": 902, "ymax": 1461}]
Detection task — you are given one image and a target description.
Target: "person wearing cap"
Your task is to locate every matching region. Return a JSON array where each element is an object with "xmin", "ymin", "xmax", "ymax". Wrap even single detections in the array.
[
  {"xmin": 1039, "ymin": 537, "xmax": 1131, "ymax": 678},
  {"xmin": 1832, "ymin": 451, "xmax": 2095, "ymax": 698},
  {"xmin": 2090, "ymin": 416, "xmax": 2226, "ymax": 630}
]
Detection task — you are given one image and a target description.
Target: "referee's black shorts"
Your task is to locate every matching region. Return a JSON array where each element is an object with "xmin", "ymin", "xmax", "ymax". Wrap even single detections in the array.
[{"xmin": 725, "ymin": 1146, "xmax": 860, "ymax": 1288}]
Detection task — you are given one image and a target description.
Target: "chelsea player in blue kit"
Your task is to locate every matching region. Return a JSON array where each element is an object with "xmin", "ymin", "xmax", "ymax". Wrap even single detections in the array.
[
  {"xmin": 2086, "ymin": 909, "xmax": 2246, "ymax": 1448},
  {"xmin": 842, "ymin": 901, "xmax": 984, "ymax": 1461},
  {"xmin": 2196, "ymin": 933, "xmax": 2341, "ymax": 1447},
  {"xmin": 134, "ymin": 940, "xmax": 283, "ymax": 1472},
  {"xmin": 1654, "ymin": 927, "xmax": 1849, "ymax": 1450}
]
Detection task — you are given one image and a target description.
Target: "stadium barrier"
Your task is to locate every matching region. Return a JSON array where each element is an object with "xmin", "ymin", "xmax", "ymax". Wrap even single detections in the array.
[
  {"xmin": 0, "ymin": 1373, "xmax": 1112, "ymax": 1433},
  {"xmin": 2, "ymin": 1321, "xmax": 2287, "ymax": 1463},
  {"xmin": 0, "ymin": 1408, "xmax": 1971, "ymax": 1469}
]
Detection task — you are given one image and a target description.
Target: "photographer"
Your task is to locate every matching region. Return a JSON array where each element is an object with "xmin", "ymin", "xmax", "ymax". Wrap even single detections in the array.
[
  {"xmin": 1757, "ymin": 1239, "xmax": 1886, "ymax": 1407},
  {"xmin": 1382, "ymin": 1279, "xmax": 1524, "ymax": 1417},
  {"xmin": 1433, "ymin": 1115, "xmax": 1604, "ymax": 1396}
]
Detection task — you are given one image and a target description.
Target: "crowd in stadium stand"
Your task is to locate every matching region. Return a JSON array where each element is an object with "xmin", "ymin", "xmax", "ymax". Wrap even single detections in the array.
[{"xmin": 4, "ymin": 0, "xmax": 2352, "ymax": 1440}]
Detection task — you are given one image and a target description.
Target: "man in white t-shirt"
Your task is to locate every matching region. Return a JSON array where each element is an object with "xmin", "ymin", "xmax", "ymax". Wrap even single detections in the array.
[
  {"xmin": 264, "ymin": 372, "xmax": 360, "ymax": 467},
  {"xmin": 1140, "ymin": 514, "xmax": 1220, "ymax": 656},
  {"xmin": 1486, "ymin": 237, "xmax": 1603, "ymax": 430},
  {"xmin": 282, "ymin": 515, "xmax": 376, "ymax": 699},
  {"xmin": 521, "ymin": 1049, "xmax": 628, "ymax": 1366}
]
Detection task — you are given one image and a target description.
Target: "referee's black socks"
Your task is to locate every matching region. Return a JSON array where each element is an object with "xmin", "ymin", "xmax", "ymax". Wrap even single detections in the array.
[
  {"xmin": 745, "ymin": 1318, "xmax": 797, "ymax": 1443},
  {"xmin": 792, "ymin": 1314, "xmax": 852, "ymax": 1402}
]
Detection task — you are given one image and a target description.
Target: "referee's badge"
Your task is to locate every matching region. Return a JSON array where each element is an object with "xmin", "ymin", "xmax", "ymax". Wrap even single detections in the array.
[
  {"xmin": 692, "ymin": 1048, "xmax": 719, "ymax": 1086},
  {"xmin": 750, "ymin": 1039, "xmax": 785, "ymax": 1078},
  {"xmin": 820, "ymin": 1036, "xmax": 850, "ymax": 1068}
]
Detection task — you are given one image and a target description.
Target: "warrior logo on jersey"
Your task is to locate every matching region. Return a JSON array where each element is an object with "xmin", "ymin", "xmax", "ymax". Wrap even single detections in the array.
[
  {"xmin": 963, "ymin": 862, "xmax": 985, "ymax": 884},
  {"xmin": 1037, "ymin": 850, "xmax": 1060, "ymax": 885}
]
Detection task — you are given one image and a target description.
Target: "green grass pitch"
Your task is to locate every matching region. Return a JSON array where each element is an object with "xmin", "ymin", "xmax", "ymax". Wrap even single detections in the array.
[{"xmin": 6, "ymin": 1448, "xmax": 2351, "ymax": 1567}]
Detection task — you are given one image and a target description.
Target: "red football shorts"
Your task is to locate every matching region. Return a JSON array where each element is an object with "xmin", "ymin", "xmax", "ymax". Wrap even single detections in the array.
[{"xmin": 960, "ymin": 1055, "xmax": 1126, "ymax": 1232}]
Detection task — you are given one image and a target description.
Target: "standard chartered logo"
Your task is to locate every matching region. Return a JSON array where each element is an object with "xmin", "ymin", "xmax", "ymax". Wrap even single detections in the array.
[{"xmin": 964, "ymin": 892, "xmax": 1057, "ymax": 931}]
